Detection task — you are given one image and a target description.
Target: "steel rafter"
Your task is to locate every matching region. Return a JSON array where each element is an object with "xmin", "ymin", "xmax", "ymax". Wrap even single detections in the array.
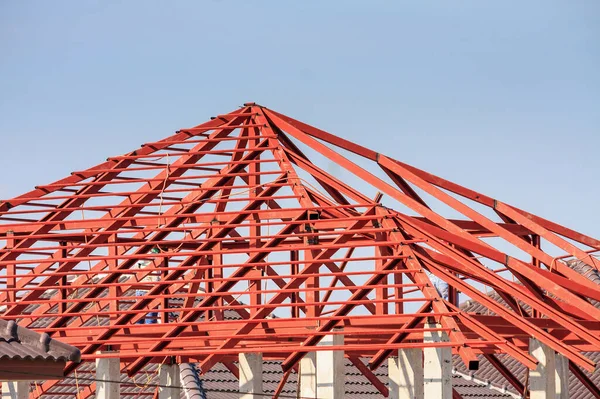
[{"xmin": 1, "ymin": 102, "xmax": 599, "ymax": 398}]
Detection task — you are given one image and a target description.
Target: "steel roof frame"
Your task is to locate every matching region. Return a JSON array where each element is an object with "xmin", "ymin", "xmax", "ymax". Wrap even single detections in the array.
[{"xmin": 1, "ymin": 103, "xmax": 600, "ymax": 398}]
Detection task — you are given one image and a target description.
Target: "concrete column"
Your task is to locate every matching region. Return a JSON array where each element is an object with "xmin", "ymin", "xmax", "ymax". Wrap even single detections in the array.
[
  {"xmin": 388, "ymin": 348, "xmax": 424, "ymax": 399},
  {"xmin": 96, "ymin": 355, "xmax": 120, "ymax": 399},
  {"xmin": 1, "ymin": 381, "xmax": 29, "ymax": 399},
  {"xmin": 239, "ymin": 353, "xmax": 263, "ymax": 399},
  {"xmin": 300, "ymin": 352, "xmax": 317, "ymax": 399},
  {"xmin": 159, "ymin": 364, "xmax": 181, "ymax": 399},
  {"xmin": 555, "ymin": 354, "xmax": 569, "ymax": 399},
  {"xmin": 316, "ymin": 332, "xmax": 344, "ymax": 399},
  {"xmin": 529, "ymin": 338, "xmax": 557, "ymax": 399},
  {"xmin": 529, "ymin": 341, "xmax": 570, "ymax": 399},
  {"xmin": 423, "ymin": 323, "xmax": 451, "ymax": 399}
]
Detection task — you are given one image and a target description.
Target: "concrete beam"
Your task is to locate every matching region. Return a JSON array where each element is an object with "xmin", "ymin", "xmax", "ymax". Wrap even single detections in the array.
[
  {"xmin": 423, "ymin": 323, "xmax": 451, "ymax": 399},
  {"xmin": 159, "ymin": 364, "xmax": 181, "ymax": 399},
  {"xmin": 388, "ymin": 348, "xmax": 424, "ymax": 399},
  {"xmin": 529, "ymin": 338, "xmax": 557, "ymax": 399},
  {"xmin": 96, "ymin": 355, "xmax": 120, "ymax": 399},
  {"xmin": 239, "ymin": 353, "xmax": 263, "ymax": 399},
  {"xmin": 316, "ymin": 332, "xmax": 344, "ymax": 399},
  {"xmin": 1, "ymin": 381, "xmax": 29, "ymax": 399}
]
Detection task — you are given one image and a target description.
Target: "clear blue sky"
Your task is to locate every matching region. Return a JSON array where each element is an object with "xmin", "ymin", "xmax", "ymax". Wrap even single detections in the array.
[{"xmin": 1, "ymin": 1, "xmax": 599, "ymax": 237}]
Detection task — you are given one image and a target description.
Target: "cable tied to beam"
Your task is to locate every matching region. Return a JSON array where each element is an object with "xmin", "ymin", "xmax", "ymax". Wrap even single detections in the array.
[
  {"xmin": 158, "ymin": 153, "xmax": 171, "ymax": 228},
  {"xmin": 74, "ymin": 368, "xmax": 81, "ymax": 399},
  {"xmin": 298, "ymin": 177, "xmax": 336, "ymax": 203},
  {"xmin": 133, "ymin": 355, "xmax": 167, "ymax": 391},
  {"xmin": 34, "ymin": 381, "xmax": 41, "ymax": 398}
]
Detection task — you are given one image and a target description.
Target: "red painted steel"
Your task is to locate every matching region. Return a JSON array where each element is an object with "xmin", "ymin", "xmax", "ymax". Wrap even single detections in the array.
[{"xmin": 1, "ymin": 103, "xmax": 599, "ymax": 397}]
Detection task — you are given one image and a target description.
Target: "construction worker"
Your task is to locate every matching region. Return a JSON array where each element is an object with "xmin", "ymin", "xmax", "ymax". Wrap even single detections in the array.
[{"xmin": 425, "ymin": 270, "xmax": 449, "ymax": 300}]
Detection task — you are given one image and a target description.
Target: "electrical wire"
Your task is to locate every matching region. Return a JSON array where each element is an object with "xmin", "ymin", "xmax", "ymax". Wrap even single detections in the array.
[{"xmin": 0, "ymin": 368, "xmax": 320, "ymax": 399}]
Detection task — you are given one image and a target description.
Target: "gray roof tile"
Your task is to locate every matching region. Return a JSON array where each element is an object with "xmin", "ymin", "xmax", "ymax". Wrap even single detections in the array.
[{"xmin": 0, "ymin": 319, "xmax": 80, "ymax": 362}]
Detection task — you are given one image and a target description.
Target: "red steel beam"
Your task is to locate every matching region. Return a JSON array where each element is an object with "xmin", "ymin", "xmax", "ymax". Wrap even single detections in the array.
[{"xmin": 2, "ymin": 103, "xmax": 600, "ymax": 397}]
